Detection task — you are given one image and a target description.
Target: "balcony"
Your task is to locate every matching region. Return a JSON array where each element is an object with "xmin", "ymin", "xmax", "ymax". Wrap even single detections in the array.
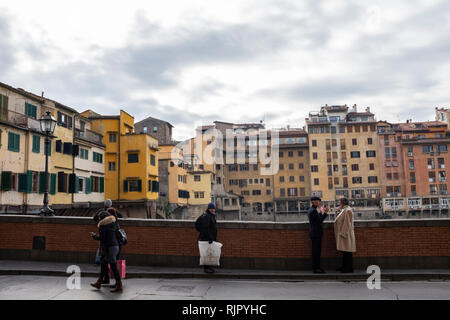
[
  {"xmin": 75, "ymin": 128, "xmax": 103, "ymax": 145},
  {"xmin": 8, "ymin": 110, "xmax": 40, "ymax": 131}
]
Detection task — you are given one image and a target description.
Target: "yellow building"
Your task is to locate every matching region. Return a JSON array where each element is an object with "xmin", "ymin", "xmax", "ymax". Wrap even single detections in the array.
[
  {"xmin": 81, "ymin": 109, "xmax": 159, "ymax": 218},
  {"xmin": 306, "ymin": 105, "xmax": 381, "ymax": 207},
  {"xmin": 187, "ymin": 171, "xmax": 212, "ymax": 205},
  {"xmin": 273, "ymin": 129, "xmax": 311, "ymax": 214}
]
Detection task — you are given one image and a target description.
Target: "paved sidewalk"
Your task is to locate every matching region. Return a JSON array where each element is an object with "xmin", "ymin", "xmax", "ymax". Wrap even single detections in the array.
[{"xmin": 1, "ymin": 260, "xmax": 449, "ymax": 281}]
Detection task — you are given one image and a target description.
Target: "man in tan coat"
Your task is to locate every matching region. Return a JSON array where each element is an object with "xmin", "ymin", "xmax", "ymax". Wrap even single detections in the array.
[{"xmin": 334, "ymin": 198, "xmax": 356, "ymax": 273}]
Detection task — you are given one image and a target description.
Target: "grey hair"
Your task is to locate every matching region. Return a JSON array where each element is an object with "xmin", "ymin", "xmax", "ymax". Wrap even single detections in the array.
[{"xmin": 104, "ymin": 199, "xmax": 112, "ymax": 208}]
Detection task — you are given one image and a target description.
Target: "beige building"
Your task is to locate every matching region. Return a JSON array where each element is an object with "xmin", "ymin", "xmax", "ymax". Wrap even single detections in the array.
[{"xmin": 306, "ymin": 105, "xmax": 381, "ymax": 211}]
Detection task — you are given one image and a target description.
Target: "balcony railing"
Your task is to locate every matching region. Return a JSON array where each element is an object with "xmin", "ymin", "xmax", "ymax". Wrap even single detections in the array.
[
  {"xmin": 75, "ymin": 128, "xmax": 103, "ymax": 145},
  {"xmin": 8, "ymin": 110, "xmax": 41, "ymax": 131}
]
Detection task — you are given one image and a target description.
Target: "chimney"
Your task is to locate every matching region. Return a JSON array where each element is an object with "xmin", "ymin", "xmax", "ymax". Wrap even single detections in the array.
[
  {"xmin": 366, "ymin": 107, "xmax": 370, "ymax": 113},
  {"xmin": 353, "ymin": 104, "xmax": 357, "ymax": 112},
  {"xmin": 41, "ymin": 91, "xmax": 44, "ymax": 97}
]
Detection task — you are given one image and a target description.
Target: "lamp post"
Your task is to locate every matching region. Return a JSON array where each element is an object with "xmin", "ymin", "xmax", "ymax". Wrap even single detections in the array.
[{"xmin": 39, "ymin": 111, "xmax": 57, "ymax": 216}]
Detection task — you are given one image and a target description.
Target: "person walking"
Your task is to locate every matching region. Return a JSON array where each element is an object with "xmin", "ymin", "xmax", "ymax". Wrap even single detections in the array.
[
  {"xmin": 90, "ymin": 211, "xmax": 123, "ymax": 292},
  {"xmin": 334, "ymin": 198, "xmax": 356, "ymax": 273},
  {"xmin": 92, "ymin": 199, "xmax": 122, "ymax": 286},
  {"xmin": 307, "ymin": 196, "xmax": 330, "ymax": 274},
  {"xmin": 196, "ymin": 202, "xmax": 218, "ymax": 274}
]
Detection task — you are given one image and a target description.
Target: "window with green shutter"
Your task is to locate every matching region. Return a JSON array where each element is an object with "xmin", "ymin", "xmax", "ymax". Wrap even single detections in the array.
[
  {"xmin": 100, "ymin": 177, "xmax": 104, "ymax": 193},
  {"xmin": 18, "ymin": 173, "xmax": 28, "ymax": 193},
  {"xmin": 0, "ymin": 94, "xmax": 8, "ymax": 121},
  {"xmin": 8, "ymin": 132, "xmax": 20, "ymax": 152},
  {"xmin": 32, "ymin": 135, "xmax": 40, "ymax": 153},
  {"xmin": 85, "ymin": 176, "xmax": 91, "ymax": 194},
  {"xmin": 25, "ymin": 102, "xmax": 37, "ymax": 119},
  {"xmin": 27, "ymin": 171, "xmax": 32, "ymax": 193},
  {"xmin": 38, "ymin": 172, "xmax": 46, "ymax": 193},
  {"xmin": 1, "ymin": 171, "xmax": 12, "ymax": 191},
  {"xmin": 50, "ymin": 173, "xmax": 56, "ymax": 195}
]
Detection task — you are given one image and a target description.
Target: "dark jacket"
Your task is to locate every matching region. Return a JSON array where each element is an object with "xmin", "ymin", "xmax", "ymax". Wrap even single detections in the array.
[
  {"xmin": 93, "ymin": 216, "xmax": 119, "ymax": 247},
  {"xmin": 197, "ymin": 210, "xmax": 217, "ymax": 242},
  {"xmin": 307, "ymin": 205, "xmax": 328, "ymax": 238}
]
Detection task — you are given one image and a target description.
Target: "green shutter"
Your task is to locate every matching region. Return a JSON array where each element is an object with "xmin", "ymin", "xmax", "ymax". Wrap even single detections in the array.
[
  {"xmin": 100, "ymin": 177, "xmax": 104, "ymax": 193},
  {"xmin": 1, "ymin": 171, "xmax": 12, "ymax": 191},
  {"xmin": 26, "ymin": 171, "xmax": 32, "ymax": 193},
  {"xmin": 18, "ymin": 173, "xmax": 28, "ymax": 193},
  {"xmin": 50, "ymin": 173, "xmax": 56, "ymax": 195},
  {"xmin": 38, "ymin": 171, "xmax": 46, "ymax": 193},
  {"xmin": 8, "ymin": 132, "xmax": 20, "ymax": 152},
  {"xmin": 32, "ymin": 105, "xmax": 37, "ymax": 119},
  {"xmin": 32, "ymin": 136, "xmax": 40, "ymax": 153},
  {"xmin": 85, "ymin": 176, "xmax": 91, "ymax": 194},
  {"xmin": 75, "ymin": 176, "xmax": 79, "ymax": 193}
]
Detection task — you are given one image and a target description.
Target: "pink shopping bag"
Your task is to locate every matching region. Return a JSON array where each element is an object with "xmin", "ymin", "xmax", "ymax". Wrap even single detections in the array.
[{"xmin": 109, "ymin": 260, "xmax": 126, "ymax": 279}]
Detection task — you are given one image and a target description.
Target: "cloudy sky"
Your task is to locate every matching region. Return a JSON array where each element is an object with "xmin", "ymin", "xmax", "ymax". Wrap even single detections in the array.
[{"xmin": 1, "ymin": 0, "xmax": 449, "ymax": 140}]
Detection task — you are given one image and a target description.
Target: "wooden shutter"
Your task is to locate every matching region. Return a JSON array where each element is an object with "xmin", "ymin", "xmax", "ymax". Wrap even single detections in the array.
[
  {"xmin": 72, "ymin": 144, "xmax": 79, "ymax": 157},
  {"xmin": 68, "ymin": 174, "xmax": 76, "ymax": 193},
  {"xmin": 1, "ymin": 171, "xmax": 12, "ymax": 191},
  {"xmin": 0, "ymin": 95, "xmax": 9, "ymax": 121},
  {"xmin": 39, "ymin": 171, "xmax": 46, "ymax": 193},
  {"xmin": 57, "ymin": 111, "xmax": 62, "ymax": 125},
  {"xmin": 26, "ymin": 171, "xmax": 32, "ymax": 193},
  {"xmin": 123, "ymin": 180, "xmax": 128, "ymax": 193},
  {"xmin": 100, "ymin": 177, "xmax": 104, "ymax": 193},
  {"xmin": 75, "ymin": 176, "xmax": 79, "ymax": 193},
  {"xmin": 50, "ymin": 173, "xmax": 56, "ymax": 195},
  {"xmin": 55, "ymin": 140, "xmax": 62, "ymax": 152},
  {"xmin": 63, "ymin": 142, "xmax": 73, "ymax": 155},
  {"xmin": 32, "ymin": 136, "xmax": 40, "ymax": 153},
  {"xmin": 137, "ymin": 180, "xmax": 142, "ymax": 192},
  {"xmin": 57, "ymin": 172, "xmax": 64, "ymax": 193},
  {"xmin": 18, "ymin": 173, "xmax": 28, "ymax": 193},
  {"xmin": 85, "ymin": 176, "xmax": 91, "ymax": 194}
]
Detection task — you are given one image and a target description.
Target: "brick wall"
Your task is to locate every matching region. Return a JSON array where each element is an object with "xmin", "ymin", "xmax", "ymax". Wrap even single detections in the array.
[{"xmin": 0, "ymin": 216, "xmax": 449, "ymax": 269}]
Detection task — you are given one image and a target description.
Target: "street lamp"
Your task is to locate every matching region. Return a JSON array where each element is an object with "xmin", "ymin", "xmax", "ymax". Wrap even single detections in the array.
[{"xmin": 39, "ymin": 111, "xmax": 57, "ymax": 216}]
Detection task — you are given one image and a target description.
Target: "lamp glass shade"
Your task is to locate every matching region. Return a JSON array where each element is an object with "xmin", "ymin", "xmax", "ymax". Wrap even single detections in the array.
[{"xmin": 40, "ymin": 112, "xmax": 57, "ymax": 134}]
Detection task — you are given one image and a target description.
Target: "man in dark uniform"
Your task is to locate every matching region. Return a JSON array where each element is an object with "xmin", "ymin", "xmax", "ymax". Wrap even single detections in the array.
[
  {"xmin": 307, "ymin": 196, "xmax": 330, "ymax": 274},
  {"xmin": 196, "ymin": 202, "xmax": 218, "ymax": 274}
]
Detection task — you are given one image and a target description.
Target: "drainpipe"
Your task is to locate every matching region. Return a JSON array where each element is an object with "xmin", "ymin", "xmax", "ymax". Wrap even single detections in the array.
[{"xmin": 23, "ymin": 129, "xmax": 30, "ymax": 214}]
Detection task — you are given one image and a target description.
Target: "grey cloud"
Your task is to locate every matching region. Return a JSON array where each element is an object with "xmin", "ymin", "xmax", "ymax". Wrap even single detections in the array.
[{"xmin": 0, "ymin": 12, "xmax": 15, "ymax": 75}]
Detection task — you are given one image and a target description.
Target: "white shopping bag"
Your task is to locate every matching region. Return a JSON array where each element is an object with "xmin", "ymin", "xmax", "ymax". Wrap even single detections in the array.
[{"xmin": 198, "ymin": 241, "xmax": 223, "ymax": 266}]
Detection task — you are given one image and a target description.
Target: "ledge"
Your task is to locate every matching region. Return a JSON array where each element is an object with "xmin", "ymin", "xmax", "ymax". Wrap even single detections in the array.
[{"xmin": 0, "ymin": 215, "xmax": 449, "ymax": 229}]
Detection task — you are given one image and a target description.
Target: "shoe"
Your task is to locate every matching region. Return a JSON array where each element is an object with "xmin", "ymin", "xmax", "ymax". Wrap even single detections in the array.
[
  {"xmin": 90, "ymin": 278, "xmax": 102, "ymax": 289},
  {"xmin": 313, "ymin": 269, "xmax": 326, "ymax": 274},
  {"xmin": 110, "ymin": 280, "xmax": 123, "ymax": 293},
  {"xmin": 101, "ymin": 279, "xmax": 110, "ymax": 285},
  {"xmin": 204, "ymin": 267, "xmax": 215, "ymax": 274}
]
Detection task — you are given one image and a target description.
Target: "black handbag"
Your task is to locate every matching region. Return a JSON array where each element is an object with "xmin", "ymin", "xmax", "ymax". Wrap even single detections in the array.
[{"xmin": 116, "ymin": 228, "xmax": 128, "ymax": 245}]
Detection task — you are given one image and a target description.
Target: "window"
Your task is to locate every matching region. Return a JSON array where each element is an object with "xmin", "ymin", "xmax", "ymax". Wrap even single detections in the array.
[
  {"xmin": 366, "ymin": 150, "xmax": 376, "ymax": 157},
  {"xmin": 298, "ymin": 151, "xmax": 303, "ymax": 156},
  {"xmin": 288, "ymin": 188, "xmax": 297, "ymax": 197},
  {"xmin": 410, "ymin": 172, "xmax": 416, "ymax": 183},
  {"xmin": 0, "ymin": 94, "xmax": 9, "ymax": 121},
  {"xmin": 289, "ymin": 163, "xmax": 294, "ymax": 170},
  {"xmin": 409, "ymin": 160, "xmax": 415, "ymax": 170},
  {"xmin": 128, "ymin": 180, "xmax": 142, "ymax": 192},
  {"xmin": 369, "ymin": 163, "xmax": 375, "ymax": 170},
  {"xmin": 108, "ymin": 162, "xmax": 116, "ymax": 171},
  {"xmin": 31, "ymin": 171, "xmax": 39, "ymax": 193},
  {"xmin": 279, "ymin": 164, "xmax": 284, "ymax": 170},
  {"xmin": 368, "ymin": 176, "xmax": 378, "ymax": 183},
  {"xmin": 351, "ymin": 164, "xmax": 359, "ymax": 171},
  {"xmin": 93, "ymin": 152, "xmax": 103, "ymax": 163},
  {"xmin": 311, "ymin": 165, "xmax": 319, "ymax": 172},
  {"xmin": 350, "ymin": 151, "xmax": 360, "ymax": 158},
  {"xmin": 347, "ymin": 126, "xmax": 353, "ymax": 133},
  {"xmin": 150, "ymin": 154, "xmax": 156, "ymax": 166},
  {"xmin": 128, "ymin": 153, "xmax": 139, "ymax": 163},
  {"xmin": 289, "ymin": 176, "xmax": 295, "ymax": 182},
  {"xmin": 143, "ymin": 127, "xmax": 148, "ymax": 134},
  {"xmin": 314, "ymin": 178, "xmax": 319, "ymax": 185},
  {"xmin": 408, "ymin": 146, "xmax": 414, "ymax": 156},
  {"xmin": 109, "ymin": 133, "xmax": 117, "ymax": 143},
  {"xmin": 252, "ymin": 190, "xmax": 261, "ymax": 196},
  {"xmin": 391, "ymin": 147, "xmax": 397, "ymax": 158},
  {"xmin": 312, "ymin": 140, "xmax": 317, "ymax": 147},
  {"xmin": 352, "ymin": 138, "xmax": 357, "ymax": 146},
  {"xmin": 194, "ymin": 175, "xmax": 201, "ymax": 182},
  {"xmin": 299, "ymin": 176, "xmax": 304, "ymax": 182},
  {"xmin": 25, "ymin": 102, "xmax": 37, "ymax": 119},
  {"xmin": 352, "ymin": 177, "xmax": 362, "ymax": 184},
  {"xmin": 8, "ymin": 132, "xmax": 20, "ymax": 152},
  {"xmin": 279, "ymin": 176, "xmax": 285, "ymax": 183},
  {"xmin": 298, "ymin": 163, "xmax": 304, "ymax": 169},
  {"xmin": 288, "ymin": 151, "xmax": 294, "ymax": 157},
  {"xmin": 79, "ymin": 148, "xmax": 89, "ymax": 160},
  {"xmin": 313, "ymin": 152, "xmax": 318, "ymax": 160},
  {"xmin": 32, "ymin": 135, "xmax": 40, "ymax": 153},
  {"xmin": 279, "ymin": 151, "xmax": 284, "ymax": 158},
  {"xmin": 153, "ymin": 126, "xmax": 158, "ymax": 132},
  {"xmin": 78, "ymin": 177, "xmax": 84, "ymax": 192},
  {"xmin": 385, "ymin": 147, "xmax": 391, "ymax": 158}
]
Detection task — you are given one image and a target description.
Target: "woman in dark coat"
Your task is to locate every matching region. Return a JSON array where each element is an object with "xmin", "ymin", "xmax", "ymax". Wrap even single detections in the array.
[{"xmin": 90, "ymin": 211, "xmax": 123, "ymax": 292}]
